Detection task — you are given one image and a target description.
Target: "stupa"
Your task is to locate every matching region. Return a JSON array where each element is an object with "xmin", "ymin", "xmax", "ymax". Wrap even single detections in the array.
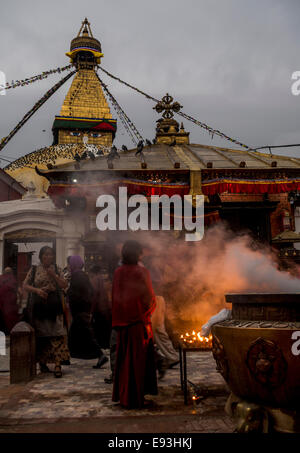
[{"xmin": 5, "ymin": 18, "xmax": 116, "ymax": 197}]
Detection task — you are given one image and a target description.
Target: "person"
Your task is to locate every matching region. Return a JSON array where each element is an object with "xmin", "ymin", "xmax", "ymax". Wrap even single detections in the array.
[
  {"xmin": 0, "ymin": 268, "xmax": 19, "ymax": 334},
  {"xmin": 105, "ymin": 242, "xmax": 166, "ymax": 384},
  {"xmin": 62, "ymin": 257, "xmax": 72, "ymax": 286},
  {"xmin": 61, "ymin": 256, "xmax": 72, "ymax": 331},
  {"xmin": 67, "ymin": 256, "xmax": 108, "ymax": 369},
  {"xmin": 112, "ymin": 240, "xmax": 158, "ymax": 409},
  {"xmin": 59, "ymin": 256, "xmax": 73, "ymax": 366},
  {"xmin": 23, "ymin": 246, "xmax": 70, "ymax": 378},
  {"xmin": 151, "ymin": 295, "xmax": 179, "ymax": 370},
  {"xmin": 3, "ymin": 267, "xmax": 13, "ymax": 274},
  {"xmin": 142, "ymin": 248, "xmax": 179, "ymax": 372},
  {"xmin": 89, "ymin": 265, "xmax": 111, "ymax": 349}
]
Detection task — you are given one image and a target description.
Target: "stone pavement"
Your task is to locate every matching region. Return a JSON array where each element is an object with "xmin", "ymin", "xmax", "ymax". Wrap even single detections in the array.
[{"xmin": 0, "ymin": 340, "xmax": 235, "ymax": 433}]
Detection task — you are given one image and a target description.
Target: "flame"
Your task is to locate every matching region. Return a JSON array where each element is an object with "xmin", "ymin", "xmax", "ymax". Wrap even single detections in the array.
[{"xmin": 180, "ymin": 330, "xmax": 212, "ymax": 348}]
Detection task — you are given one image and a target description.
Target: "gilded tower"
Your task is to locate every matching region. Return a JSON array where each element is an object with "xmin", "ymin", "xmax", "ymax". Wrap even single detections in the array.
[
  {"xmin": 52, "ymin": 18, "xmax": 116, "ymax": 148},
  {"xmin": 5, "ymin": 19, "xmax": 117, "ymax": 198}
]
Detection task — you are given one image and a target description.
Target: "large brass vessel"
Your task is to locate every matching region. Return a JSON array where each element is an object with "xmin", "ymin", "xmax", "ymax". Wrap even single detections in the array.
[{"xmin": 211, "ymin": 293, "xmax": 300, "ymax": 433}]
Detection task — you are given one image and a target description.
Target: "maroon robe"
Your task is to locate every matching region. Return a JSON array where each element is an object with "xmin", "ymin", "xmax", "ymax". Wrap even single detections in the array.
[
  {"xmin": 112, "ymin": 264, "xmax": 157, "ymax": 408},
  {"xmin": 0, "ymin": 274, "xmax": 19, "ymax": 334}
]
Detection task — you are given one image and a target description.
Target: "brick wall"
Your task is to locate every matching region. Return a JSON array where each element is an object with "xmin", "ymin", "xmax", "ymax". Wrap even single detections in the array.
[
  {"xmin": 220, "ymin": 194, "xmax": 264, "ymax": 202},
  {"xmin": 269, "ymin": 193, "xmax": 292, "ymax": 237},
  {"xmin": 0, "ymin": 179, "xmax": 22, "ymax": 202}
]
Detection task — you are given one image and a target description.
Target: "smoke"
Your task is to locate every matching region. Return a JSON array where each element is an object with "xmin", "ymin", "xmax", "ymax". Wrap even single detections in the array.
[
  {"xmin": 136, "ymin": 224, "xmax": 300, "ymax": 324},
  {"xmin": 31, "ymin": 166, "xmax": 300, "ymax": 327}
]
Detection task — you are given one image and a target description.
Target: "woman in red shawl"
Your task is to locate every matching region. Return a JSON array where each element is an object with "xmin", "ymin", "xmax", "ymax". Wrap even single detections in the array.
[
  {"xmin": 112, "ymin": 240, "xmax": 158, "ymax": 409},
  {"xmin": 0, "ymin": 268, "xmax": 19, "ymax": 334}
]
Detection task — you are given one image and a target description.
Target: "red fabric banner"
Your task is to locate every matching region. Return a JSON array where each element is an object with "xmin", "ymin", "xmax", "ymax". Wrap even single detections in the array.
[
  {"xmin": 47, "ymin": 181, "xmax": 190, "ymax": 199},
  {"xmin": 48, "ymin": 177, "xmax": 300, "ymax": 200},
  {"xmin": 202, "ymin": 180, "xmax": 300, "ymax": 195}
]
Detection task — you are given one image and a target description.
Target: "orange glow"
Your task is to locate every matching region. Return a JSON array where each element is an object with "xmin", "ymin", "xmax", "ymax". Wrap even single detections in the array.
[{"xmin": 180, "ymin": 331, "xmax": 212, "ymax": 348}]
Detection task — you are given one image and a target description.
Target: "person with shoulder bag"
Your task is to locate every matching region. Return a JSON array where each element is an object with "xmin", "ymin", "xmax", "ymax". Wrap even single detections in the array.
[{"xmin": 23, "ymin": 246, "xmax": 69, "ymax": 378}]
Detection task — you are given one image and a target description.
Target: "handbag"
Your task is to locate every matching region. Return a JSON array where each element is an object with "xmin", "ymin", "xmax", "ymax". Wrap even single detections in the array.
[
  {"xmin": 23, "ymin": 265, "xmax": 64, "ymax": 323},
  {"xmin": 22, "ymin": 265, "xmax": 37, "ymax": 326}
]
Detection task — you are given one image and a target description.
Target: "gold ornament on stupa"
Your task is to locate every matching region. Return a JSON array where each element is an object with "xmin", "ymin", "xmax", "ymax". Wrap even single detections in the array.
[{"xmin": 154, "ymin": 93, "xmax": 189, "ymax": 145}]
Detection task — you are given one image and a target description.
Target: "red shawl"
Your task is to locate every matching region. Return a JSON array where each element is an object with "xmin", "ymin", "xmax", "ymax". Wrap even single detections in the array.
[
  {"xmin": 0, "ymin": 274, "xmax": 19, "ymax": 333},
  {"xmin": 112, "ymin": 265, "xmax": 156, "ymax": 328}
]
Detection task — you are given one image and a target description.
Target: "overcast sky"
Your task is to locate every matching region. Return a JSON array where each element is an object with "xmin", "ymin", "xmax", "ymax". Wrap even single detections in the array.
[{"xmin": 1, "ymin": 0, "xmax": 300, "ymax": 167}]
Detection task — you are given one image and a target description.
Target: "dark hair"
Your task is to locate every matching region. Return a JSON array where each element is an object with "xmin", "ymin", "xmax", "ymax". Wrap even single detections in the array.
[
  {"xmin": 122, "ymin": 240, "xmax": 142, "ymax": 265},
  {"xmin": 89, "ymin": 265, "xmax": 101, "ymax": 274},
  {"xmin": 39, "ymin": 246, "xmax": 54, "ymax": 261}
]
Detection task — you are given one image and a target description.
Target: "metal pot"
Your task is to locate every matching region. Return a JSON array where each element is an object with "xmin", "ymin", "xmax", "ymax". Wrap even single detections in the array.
[{"xmin": 211, "ymin": 293, "xmax": 300, "ymax": 432}]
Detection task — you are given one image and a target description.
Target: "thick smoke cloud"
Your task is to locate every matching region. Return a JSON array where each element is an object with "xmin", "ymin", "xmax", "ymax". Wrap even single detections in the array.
[{"xmin": 130, "ymin": 224, "xmax": 300, "ymax": 325}]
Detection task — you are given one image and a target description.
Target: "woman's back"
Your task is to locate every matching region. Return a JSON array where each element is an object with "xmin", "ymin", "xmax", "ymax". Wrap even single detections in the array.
[
  {"xmin": 112, "ymin": 265, "xmax": 155, "ymax": 327},
  {"xmin": 68, "ymin": 270, "xmax": 93, "ymax": 315}
]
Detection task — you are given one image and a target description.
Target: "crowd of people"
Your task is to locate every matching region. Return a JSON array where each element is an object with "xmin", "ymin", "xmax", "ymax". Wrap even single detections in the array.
[{"xmin": 0, "ymin": 240, "xmax": 179, "ymax": 409}]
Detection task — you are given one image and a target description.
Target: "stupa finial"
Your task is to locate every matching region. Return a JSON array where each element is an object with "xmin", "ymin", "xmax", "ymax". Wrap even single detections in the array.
[
  {"xmin": 66, "ymin": 19, "xmax": 103, "ymax": 68},
  {"xmin": 77, "ymin": 18, "xmax": 94, "ymax": 38}
]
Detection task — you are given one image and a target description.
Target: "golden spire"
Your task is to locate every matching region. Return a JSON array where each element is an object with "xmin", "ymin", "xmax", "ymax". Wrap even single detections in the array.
[
  {"xmin": 59, "ymin": 71, "xmax": 112, "ymax": 119},
  {"xmin": 52, "ymin": 20, "xmax": 116, "ymax": 147}
]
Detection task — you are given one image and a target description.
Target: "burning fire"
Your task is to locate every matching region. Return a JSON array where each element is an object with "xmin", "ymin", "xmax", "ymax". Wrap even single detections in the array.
[{"xmin": 180, "ymin": 331, "xmax": 213, "ymax": 348}]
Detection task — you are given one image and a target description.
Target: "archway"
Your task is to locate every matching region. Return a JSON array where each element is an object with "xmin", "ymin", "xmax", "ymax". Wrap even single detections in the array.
[{"xmin": 3, "ymin": 229, "xmax": 56, "ymax": 287}]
